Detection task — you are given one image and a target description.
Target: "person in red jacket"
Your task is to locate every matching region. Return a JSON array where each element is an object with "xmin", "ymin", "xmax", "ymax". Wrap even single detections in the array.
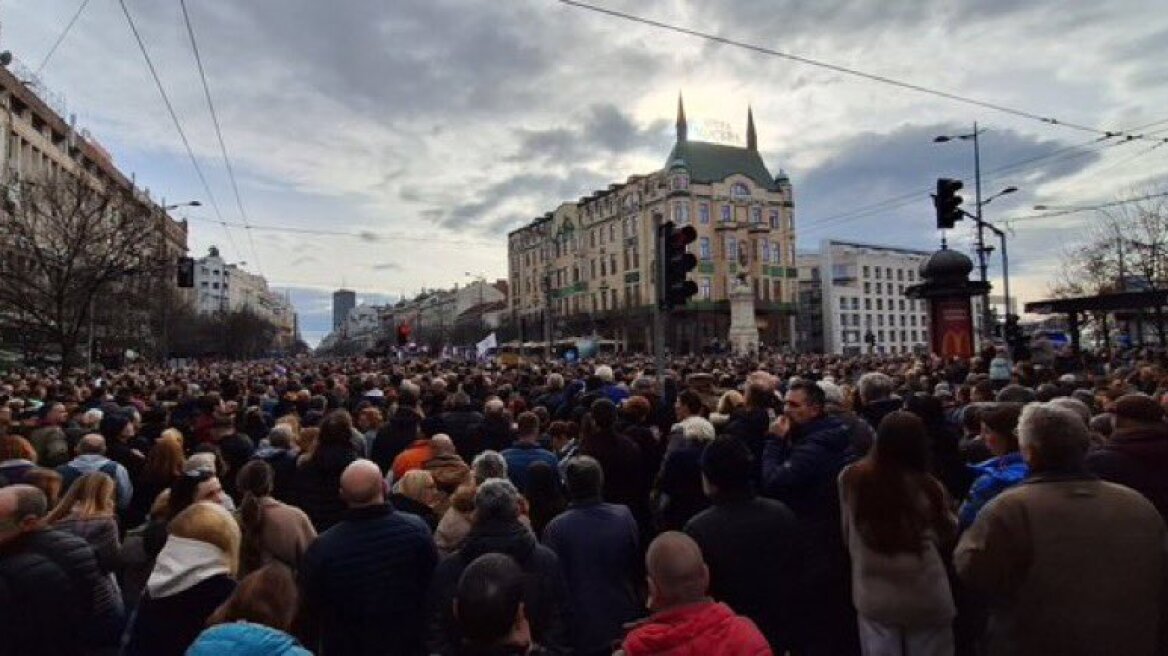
[{"xmin": 621, "ymin": 531, "xmax": 771, "ymax": 656}]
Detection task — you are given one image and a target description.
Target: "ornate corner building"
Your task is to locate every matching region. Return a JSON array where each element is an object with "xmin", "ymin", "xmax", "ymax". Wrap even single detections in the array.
[{"xmin": 507, "ymin": 96, "xmax": 797, "ymax": 353}]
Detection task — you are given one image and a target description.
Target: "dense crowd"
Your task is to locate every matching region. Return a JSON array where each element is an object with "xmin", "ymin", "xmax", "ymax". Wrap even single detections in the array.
[{"xmin": 1, "ymin": 343, "xmax": 1167, "ymax": 656}]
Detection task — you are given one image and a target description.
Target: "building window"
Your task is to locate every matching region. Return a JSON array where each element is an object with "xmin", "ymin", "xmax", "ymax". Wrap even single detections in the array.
[
  {"xmin": 590, "ymin": 230, "xmax": 596, "ymax": 248},
  {"xmin": 700, "ymin": 237, "xmax": 711, "ymax": 260},
  {"xmin": 600, "ymin": 259, "xmax": 607, "ymax": 276},
  {"xmin": 725, "ymin": 235, "xmax": 738, "ymax": 259},
  {"xmin": 864, "ymin": 298, "xmax": 871, "ymax": 310},
  {"xmin": 762, "ymin": 241, "xmax": 772, "ymax": 263},
  {"xmin": 875, "ymin": 268, "xmax": 882, "ymax": 280},
  {"xmin": 675, "ymin": 202, "xmax": 690, "ymax": 224},
  {"xmin": 769, "ymin": 210, "xmax": 779, "ymax": 228},
  {"xmin": 876, "ymin": 298, "xmax": 883, "ymax": 310},
  {"xmin": 751, "ymin": 207, "xmax": 762, "ymax": 224},
  {"xmin": 899, "ymin": 299, "xmax": 906, "ymax": 311},
  {"xmin": 771, "ymin": 242, "xmax": 781, "ymax": 264},
  {"xmin": 864, "ymin": 282, "xmax": 871, "ymax": 294},
  {"xmin": 840, "ymin": 298, "xmax": 847, "ymax": 310},
  {"xmin": 863, "ymin": 266, "xmax": 870, "ymax": 278},
  {"xmin": 700, "ymin": 277, "xmax": 712, "ymax": 300},
  {"xmin": 211, "ymin": 282, "xmax": 219, "ymax": 289},
  {"xmin": 610, "ymin": 254, "xmax": 617, "ymax": 273},
  {"xmin": 897, "ymin": 269, "xmax": 904, "ymax": 281},
  {"xmin": 721, "ymin": 205, "xmax": 732, "ymax": 223},
  {"xmin": 730, "ymin": 183, "xmax": 751, "ymax": 199},
  {"xmin": 699, "ymin": 203, "xmax": 710, "ymax": 224}
]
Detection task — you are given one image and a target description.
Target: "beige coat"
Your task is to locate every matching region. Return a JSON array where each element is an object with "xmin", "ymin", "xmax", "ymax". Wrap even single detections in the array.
[
  {"xmin": 955, "ymin": 473, "xmax": 1168, "ymax": 656},
  {"xmin": 255, "ymin": 497, "xmax": 317, "ymax": 570}
]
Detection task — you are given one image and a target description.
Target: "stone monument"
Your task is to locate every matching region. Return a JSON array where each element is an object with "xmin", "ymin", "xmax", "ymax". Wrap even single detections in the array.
[{"xmin": 728, "ymin": 251, "xmax": 760, "ymax": 355}]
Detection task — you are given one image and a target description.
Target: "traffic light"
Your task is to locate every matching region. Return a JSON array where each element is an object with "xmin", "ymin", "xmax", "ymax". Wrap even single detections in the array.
[
  {"xmin": 658, "ymin": 222, "xmax": 698, "ymax": 310},
  {"xmin": 176, "ymin": 256, "xmax": 195, "ymax": 288},
  {"xmin": 934, "ymin": 178, "xmax": 965, "ymax": 230}
]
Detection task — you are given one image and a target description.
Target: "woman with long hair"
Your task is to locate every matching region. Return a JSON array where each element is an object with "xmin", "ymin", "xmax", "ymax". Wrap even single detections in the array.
[
  {"xmin": 126, "ymin": 432, "xmax": 185, "ymax": 528},
  {"xmin": 839, "ymin": 411, "xmax": 957, "ymax": 655},
  {"xmin": 187, "ymin": 564, "xmax": 310, "ymax": 655},
  {"xmin": 124, "ymin": 501, "xmax": 241, "ymax": 655},
  {"xmin": 235, "ymin": 460, "xmax": 316, "ymax": 577},
  {"xmin": 48, "ymin": 472, "xmax": 126, "ymax": 644},
  {"xmin": 294, "ymin": 410, "xmax": 358, "ymax": 532}
]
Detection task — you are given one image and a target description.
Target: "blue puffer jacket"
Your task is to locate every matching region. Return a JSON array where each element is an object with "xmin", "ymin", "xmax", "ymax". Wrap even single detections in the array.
[
  {"xmin": 187, "ymin": 622, "xmax": 311, "ymax": 656},
  {"xmin": 958, "ymin": 451, "xmax": 1029, "ymax": 530}
]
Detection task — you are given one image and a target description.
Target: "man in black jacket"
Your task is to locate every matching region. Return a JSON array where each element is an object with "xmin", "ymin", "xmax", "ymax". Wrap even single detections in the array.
[
  {"xmin": 298, "ymin": 459, "xmax": 437, "ymax": 655},
  {"xmin": 1086, "ymin": 393, "xmax": 1168, "ymax": 521},
  {"xmin": 685, "ymin": 436, "xmax": 800, "ymax": 654},
  {"xmin": 0, "ymin": 485, "xmax": 117, "ymax": 655},
  {"xmin": 371, "ymin": 384, "xmax": 424, "ymax": 475},
  {"xmin": 428, "ymin": 479, "xmax": 570, "ymax": 656}
]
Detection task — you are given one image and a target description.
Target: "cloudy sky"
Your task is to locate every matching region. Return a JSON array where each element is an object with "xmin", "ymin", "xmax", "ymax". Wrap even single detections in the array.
[{"xmin": 7, "ymin": 0, "xmax": 1168, "ymax": 345}]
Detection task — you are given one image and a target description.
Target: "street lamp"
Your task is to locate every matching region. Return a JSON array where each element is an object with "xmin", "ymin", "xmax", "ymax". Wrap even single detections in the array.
[
  {"xmin": 164, "ymin": 200, "xmax": 201, "ymax": 211},
  {"xmin": 982, "ymin": 186, "xmax": 1018, "ymax": 206}
]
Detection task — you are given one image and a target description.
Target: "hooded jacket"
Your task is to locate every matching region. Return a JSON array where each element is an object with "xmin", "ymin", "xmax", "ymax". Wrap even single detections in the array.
[
  {"xmin": 124, "ymin": 536, "xmax": 237, "ymax": 656},
  {"xmin": 621, "ymin": 601, "xmax": 771, "ymax": 656},
  {"xmin": 427, "ymin": 518, "xmax": 570, "ymax": 656},
  {"xmin": 1086, "ymin": 422, "xmax": 1168, "ymax": 522},
  {"xmin": 188, "ymin": 622, "xmax": 311, "ymax": 656}
]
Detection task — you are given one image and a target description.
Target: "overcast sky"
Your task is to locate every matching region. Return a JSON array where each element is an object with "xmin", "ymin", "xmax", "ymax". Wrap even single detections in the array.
[{"xmin": 7, "ymin": 0, "xmax": 1168, "ymax": 345}]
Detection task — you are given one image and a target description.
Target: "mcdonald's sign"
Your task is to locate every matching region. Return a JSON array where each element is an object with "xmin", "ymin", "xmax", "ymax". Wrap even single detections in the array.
[{"xmin": 930, "ymin": 297, "xmax": 974, "ymax": 358}]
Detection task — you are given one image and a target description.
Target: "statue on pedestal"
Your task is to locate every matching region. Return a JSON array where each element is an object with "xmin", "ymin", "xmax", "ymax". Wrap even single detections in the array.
[{"xmin": 728, "ymin": 249, "xmax": 760, "ymax": 355}]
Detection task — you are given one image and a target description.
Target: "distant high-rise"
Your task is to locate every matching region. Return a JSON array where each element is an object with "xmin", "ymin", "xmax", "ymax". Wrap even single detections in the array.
[{"xmin": 333, "ymin": 289, "xmax": 356, "ymax": 330}]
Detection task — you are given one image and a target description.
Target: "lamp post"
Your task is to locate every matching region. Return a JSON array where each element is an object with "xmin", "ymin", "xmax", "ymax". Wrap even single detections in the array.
[
  {"xmin": 935, "ymin": 124, "xmax": 992, "ymax": 339},
  {"xmin": 959, "ymin": 186, "xmax": 1018, "ymax": 336}
]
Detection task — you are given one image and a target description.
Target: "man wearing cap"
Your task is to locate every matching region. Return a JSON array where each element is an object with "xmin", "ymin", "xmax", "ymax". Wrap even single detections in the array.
[{"xmin": 1086, "ymin": 393, "xmax": 1168, "ymax": 521}]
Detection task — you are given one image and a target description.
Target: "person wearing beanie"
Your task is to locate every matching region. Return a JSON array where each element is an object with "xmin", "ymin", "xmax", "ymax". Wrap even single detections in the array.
[
  {"xmin": 685, "ymin": 436, "xmax": 799, "ymax": 654},
  {"xmin": 1086, "ymin": 394, "xmax": 1168, "ymax": 521}
]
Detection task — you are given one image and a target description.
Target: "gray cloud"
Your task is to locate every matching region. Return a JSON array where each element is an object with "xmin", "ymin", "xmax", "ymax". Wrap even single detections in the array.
[{"xmin": 508, "ymin": 103, "xmax": 672, "ymax": 164}]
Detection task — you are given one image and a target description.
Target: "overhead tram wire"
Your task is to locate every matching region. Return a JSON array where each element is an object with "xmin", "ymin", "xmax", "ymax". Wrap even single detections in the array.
[
  {"xmin": 558, "ymin": 0, "xmax": 1168, "ymax": 147},
  {"xmin": 34, "ymin": 0, "xmax": 92, "ymax": 74},
  {"xmin": 179, "ymin": 0, "xmax": 264, "ymax": 278},
  {"xmin": 1004, "ymin": 190, "xmax": 1168, "ymax": 228},
  {"xmin": 800, "ymin": 120, "xmax": 1168, "ymax": 235},
  {"xmin": 182, "ymin": 215, "xmax": 500, "ymax": 247},
  {"xmin": 116, "ymin": 0, "xmax": 246, "ymax": 260}
]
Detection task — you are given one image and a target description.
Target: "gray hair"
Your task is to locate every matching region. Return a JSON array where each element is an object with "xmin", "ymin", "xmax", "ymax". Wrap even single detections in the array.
[
  {"xmin": 484, "ymin": 398, "xmax": 506, "ymax": 416},
  {"xmin": 1047, "ymin": 397, "xmax": 1091, "ymax": 427},
  {"xmin": 400, "ymin": 380, "xmax": 421, "ymax": 400},
  {"xmin": 1018, "ymin": 402, "xmax": 1090, "ymax": 470},
  {"xmin": 471, "ymin": 449, "xmax": 508, "ymax": 484},
  {"xmin": 857, "ymin": 372, "xmax": 894, "ymax": 403},
  {"xmin": 546, "ymin": 373, "xmax": 564, "ymax": 391},
  {"xmin": 184, "ymin": 452, "xmax": 218, "ymax": 475},
  {"xmin": 267, "ymin": 425, "xmax": 294, "ymax": 449},
  {"xmin": 474, "ymin": 478, "xmax": 521, "ymax": 522},
  {"xmin": 595, "ymin": 365, "xmax": 615, "ymax": 383},
  {"xmin": 680, "ymin": 416, "xmax": 716, "ymax": 443},
  {"xmin": 81, "ymin": 409, "xmax": 104, "ymax": 426},
  {"xmin": 564, "ymin": 455, "xmax": 604, "ymax": 502}
]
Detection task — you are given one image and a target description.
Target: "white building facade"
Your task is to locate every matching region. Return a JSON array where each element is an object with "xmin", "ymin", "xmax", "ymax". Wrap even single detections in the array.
[
  {"xmin": 799, "ymin": 239, "xmax": 985, "ymax": 355},
  {"xmin": 191, "ymin": 246, "xmax": 298, "ymax": 348}
]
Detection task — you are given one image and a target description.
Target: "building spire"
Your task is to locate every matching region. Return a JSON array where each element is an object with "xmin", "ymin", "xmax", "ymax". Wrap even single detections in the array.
[
  {"xmin": 746, "ymin": 105, "xmax": 757, "ymax": 151},
  {"xmin": 676, "ymin": 92, "xmax": 687, "ymax": 142}
]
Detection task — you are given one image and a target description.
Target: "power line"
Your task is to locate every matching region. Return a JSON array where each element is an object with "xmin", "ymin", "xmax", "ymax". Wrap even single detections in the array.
[
  {"xmin": 183, "ymin": 215, "xmax": 499, "ymax": 247},
  {"xmin": 1005, "ymin": 189, "xmax": 1168, "ymax": 226},
  {"xmin": 34, "ymin": 0, "xmax": 91, "ymax": 74},
  {"xmin": 117, "ymin": 0, "xmax": 243, "ymax": 260},
  {"xmin": 558, "ymin": 0, "xmax": 1168, "ymax": 146},
  {"xmin": 179, "ymin": 0, "xmax": 264, "ymax": 278}
]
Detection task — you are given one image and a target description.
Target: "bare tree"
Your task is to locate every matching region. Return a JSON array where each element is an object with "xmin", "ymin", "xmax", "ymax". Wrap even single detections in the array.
[
  {"xmin": 0, "ymin": 174, "xmax": 164, "ymax": 367},
  {"xmin": 1049, "ymin": 187, "xmax": 1168, "ymax": 345}
]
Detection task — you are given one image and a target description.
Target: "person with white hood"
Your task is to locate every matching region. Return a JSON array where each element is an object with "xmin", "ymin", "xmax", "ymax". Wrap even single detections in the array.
[{"xmin": 123, "ymin": 501, "xmax": 241, "ymax": 655}]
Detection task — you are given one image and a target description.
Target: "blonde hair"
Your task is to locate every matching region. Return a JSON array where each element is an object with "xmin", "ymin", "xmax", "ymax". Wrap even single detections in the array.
[
  {"xmin": 716, "ymin": 390, "xmax": 745, "ymax": 416},
  {"xmin": 170, "ymin": 501, "xmax": 242, "ymax": 576},
  {"xmin": 275, "ymin": 414, "xmax": 301, "ymax": 438},
  {"xmin": 47, "ymin": 472, "xmax": 115, "ymax": 523},
  {"xmin": 160, "ymin": 428, "xmax": 185, "ymax": 448},
  {"xmin": 398, "ymin": 469, "xmax": 435, "ymax": 504}
]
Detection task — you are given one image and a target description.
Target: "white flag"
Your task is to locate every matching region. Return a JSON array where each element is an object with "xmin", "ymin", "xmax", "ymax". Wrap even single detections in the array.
[{"xmin": 476, "ymin": 332, "xmax": 498, "ymax": 358}]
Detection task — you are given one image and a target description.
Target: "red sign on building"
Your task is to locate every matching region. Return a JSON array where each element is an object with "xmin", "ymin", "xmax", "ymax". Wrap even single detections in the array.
[{"xmin": 931, "ymin": 297, "xmax": 974, "ymax": 358}]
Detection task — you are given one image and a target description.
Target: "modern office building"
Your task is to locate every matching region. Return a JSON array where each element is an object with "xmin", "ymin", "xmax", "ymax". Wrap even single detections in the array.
[
  {"xmin": 798, "ymin": 239, "xmax": 986, "ymax": 355},
  {"xmin": 332, "ymin": 289, "xmax": 356, "ymax": 331}
]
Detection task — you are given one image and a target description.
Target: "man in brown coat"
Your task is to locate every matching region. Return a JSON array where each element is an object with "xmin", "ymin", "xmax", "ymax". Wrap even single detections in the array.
[{"xmin": 956, "ymin": 401, "xmax": 1168, "ymax": 656}]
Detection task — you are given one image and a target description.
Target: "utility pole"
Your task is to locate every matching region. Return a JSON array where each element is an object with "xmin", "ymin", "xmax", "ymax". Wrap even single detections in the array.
[{"xmin": 970, "ymin": 122, "xmax": 994, "ymax": 342}]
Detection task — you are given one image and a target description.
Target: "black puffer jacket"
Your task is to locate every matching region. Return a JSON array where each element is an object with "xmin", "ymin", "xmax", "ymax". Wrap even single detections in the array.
[
  {"xmin": 299, "ymin": 504, "xmax": 437, "ymax": 655},
  {"xmin": 371, "ymin": 407, "xmax": 423, "ymax": 475},
  {"xmin": 479, "ymin": 414, "xmax": 515, "ymax": 453},
  {"xmin": 295, "ymin": 443, "xmax": 358, "ymax": 532},
  {"xmin": 0, "ymin": 528, "xmax": 113, "ymax": 655},
  {"xmin": 427, "ymin": 519, "xmax": 569, "ymax": 656},
  {"xmin": 1087, "ymin": 423, "xmax": 1168, "ymax": 522}
]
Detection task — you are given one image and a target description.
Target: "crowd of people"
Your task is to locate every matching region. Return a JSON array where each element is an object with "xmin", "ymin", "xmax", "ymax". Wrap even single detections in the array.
[{"xmin": 1, "ymin": 343, "xmax": 1167, "ymax": 655}]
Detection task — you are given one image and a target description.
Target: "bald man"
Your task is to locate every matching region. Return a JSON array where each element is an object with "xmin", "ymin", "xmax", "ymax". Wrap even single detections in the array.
[
  {"xmin": 299, "ymin": 459, "xmax": 438, "ymax": 655},
  {"xmin": 622, "ymin": 532, "xmax": 772, "ymax": 656}
]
